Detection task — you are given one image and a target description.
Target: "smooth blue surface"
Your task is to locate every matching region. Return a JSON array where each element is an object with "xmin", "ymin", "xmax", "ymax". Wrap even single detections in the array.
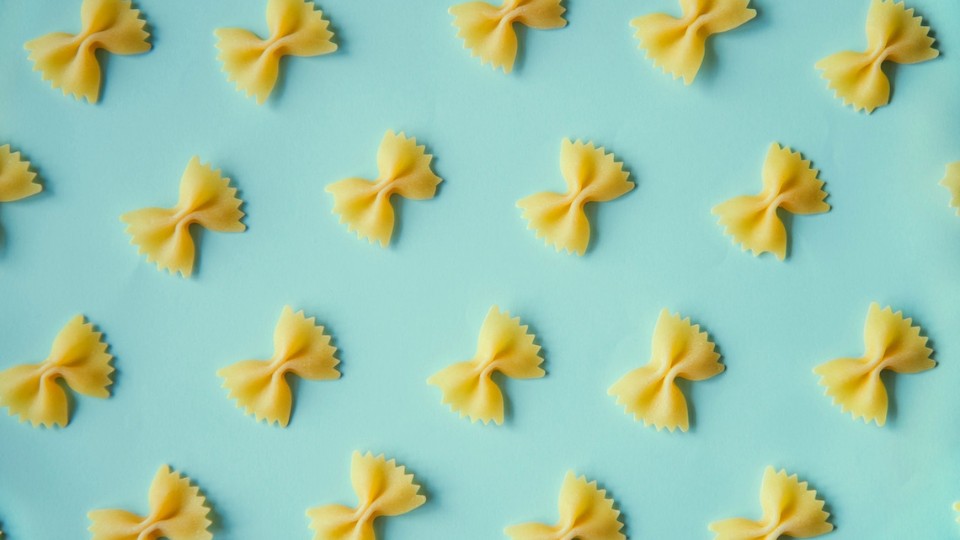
[{"xmin": 1, "ymin": 1, "xmax": 959, "ymax": 538}]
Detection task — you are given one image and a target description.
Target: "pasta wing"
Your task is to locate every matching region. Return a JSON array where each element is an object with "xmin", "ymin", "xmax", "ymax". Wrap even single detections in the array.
[
  {"xmin": 218, "ymin": 306, "xmax": 339, "ymax": 427},
  {"xmin": 505, "ymin": 471, "xmax": 625, "ymax": 540},
  {"xmin": 306, "ymin": 452, "xmax": 426, "ymax": 540},
  {"xmin": 215, "ymin": 0, "xmax": 337, "ymax": 104},
  {"xmin": 24, "ymin": 0, "xmax": 150, "ymax": 103},
  {"xmin": 88, "ymin": 465, "xmax": 212, "ymax": 540},
  {"xmin": 0, "ymin": 145, "xmax": 41, "ymax": 203},
  {"xmin": 450, "ymin": 0, "xmax": 566, "ymax": 73},
  {"xmin": 816, "ymin": 0, "xmax": 937, "ymax": 113},
  {"xmin": 713, "ymin": 144, "xmax": 829, "ymax": 260},
  {"xmin": 0, "ymin": 315, "xmax": 112, "ymax": 428},
  {"xmin": 631, "ymin": 0, "xmax": 756, "ymax": 84},
  {"xmin": 121, "ymin": 156, "xmax": 245, "ymax": 277},
  {"xmin": 427, "ymin": 306, "xmax": 544, "ymax": 425},
  {"xmin": 609, "ymin": 310, "xmax": 722, "ymax": 432},
  {"xmin": 940, "ymin": 162, "xmax": 960, "ymax": 215},
  {"xmin": 709, "ymin": 467, "xmax": 832, "ymax": 540},
  {"xmin": 327, "ymin": 131, "xmax": 442, "ymax": 247},
  {"xmin": 814, "ymin": 303, "xmax": 933, "ymax": 426},
  {"xmin": 518, "ymin": 139, "xmax": 633, "ymax": 255}
]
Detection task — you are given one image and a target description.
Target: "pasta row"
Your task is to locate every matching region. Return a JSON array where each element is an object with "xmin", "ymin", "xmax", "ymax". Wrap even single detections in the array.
[
  {"xmin": 215, "ymin": 0, "xmax": 337, "ymax": 104},
  {"xmin": 0, "ymin": 315, "xmax": 112, "ymax": 428},
  {"xmin": 505, "ymin": 471, "xmax": 625, "ymax": 540},
  {"xmin": 450, "ymin": 0, "xmax": 567, "ymax": 73},
  {"xmin": 25, "ymin": 0, "xmax": 150, "ymax": 103}
]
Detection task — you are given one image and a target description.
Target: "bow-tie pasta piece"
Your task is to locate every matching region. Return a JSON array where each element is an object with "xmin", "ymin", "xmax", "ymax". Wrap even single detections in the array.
[
  {"xmin": 218, "ymin": 306, "xmax": 340, "ymax": 427},
  {"xmin": 450, "ymin": 0, "xmax": 566, "ymax": 73},
  {"xmin": 121, "ymin": 156, "xmax": 245, "ymax": 277},
  {"xmin": 307, "ymin": 452, "xmax": 426, "ymax": 540},
  {"xmin": 506, "ymin": 471, "xmax": 625, "ymax": 540},
  {"xmin": 710, "ymin": 467, "xmax": 832, "ymax": 540},
  {"xmin": 631, "ymin": 0, "xmax": 756, "ymax": 84},
  {"xmin": 713, "ymin": 144, "xmax": 829, "ymax": 260},
  {"xmin": 327, "ymin": 131, "xmax": 442, "ymax": 247},
  {"xmin": 428, "ymin": 306, "xmax": 543, "ymax": 425},
  {"xmin": 941, "ymin": 162, "xmax": 960, "ymax": 215},
  {"xmin": 816, "ymin": 0, "xmax": 937, "ymax": 114},
  {"xmin": 518, "ymin": 139, "xmax": 634, "ymax": 255},
  {"xmin": 25, "ymin": 0, "xmax": 150, "ymax": 103},
  {"xmin": 814, "ymin": 303, "xmax": 934, "ymax": 426},
  {"xmin": 89, "ymin": 465, "xmax": 212, "ymax": 540},
  {"xmin": 609, "ymin": 310, "xmax": 723, "ymax": 432},
  {"xmin": 0, "ymin": 316, "xmax": 112, "ymax": 428},
  {"xmin": 216, "ymin": 0, "xmax": 337, "ymax": 104},
  {"xmin": 0, "ymin": 144, "xmax": 42, "ymax": 227}
]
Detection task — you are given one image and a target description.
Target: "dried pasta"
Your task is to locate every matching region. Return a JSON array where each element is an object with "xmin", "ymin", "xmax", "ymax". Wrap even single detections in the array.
[
  {"xmin": 25, "ymin": 0, "xmax": 150, "ymax": 103},
  {"xmin": 713, "ymin": 143, "xmax": 829, "ymax": 260},
  {"xmin": 215, "ymin": 0, "xmax": 337, "ymax": 104},
  {"xmin": 710, "ymin": 467, "xmax": 832, "ymax": 540},
  {"xmin": 450, "ymin": 0, "xmax": 567, "ymax": 73},
  {"xmin": 0, "ymin": 316, "xmax": 112, "ymax": 428},
  {"xmin": 428, "ymin": 306, "xmax": 543, "ymax": 425},
  {"xmin": 609, "ymin": 310, "xmax": 723, "ymax": 432},
  {"xmin": 816, "ymin": 0, "xmax": 937, "ymax": 114},
  {"xmin": 631, "ymin": 0, "xmax": 756, "ymax": 84},
  {"xmin": 88, "ymin": 465, "xmax": 212, "ymax": 540},
  {"xmin": 518, "ymin": 139, "xmax": 633, "ymax": 255},
  {"xmin": 306, "ymin": 452, "xmax": 426, "ymax": 540},
  {"xmin": 941, "ymin": 162, "xmax": 960, "ymax": 215},
  {"xmin": 0, "ymin": 144, "xmax": 42, "ymax": 207},
  {"xmin": 814, "ymin": 303, "xmax": 934, "ymax": 426},
  {"xmin": 218, "ymin": 306, "xmax": 340, "ymax": 427},
  {"xmin": 505, "ymin": 471, "xmax": 625, "ymax": 540},
  {"xmin": 327, "ymin": 131, "xmax": 442, "ymax": 247},
  {"xmin": 121, "ymin": 156, "xmax": 245, "ymax": 278}
]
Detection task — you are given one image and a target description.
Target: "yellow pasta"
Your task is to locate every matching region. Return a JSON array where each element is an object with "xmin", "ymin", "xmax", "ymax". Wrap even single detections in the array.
[
  {"xmin": 713, "ymin": 144, "xmax": 829, "ymax": 260},
  {"xmin": 0, "ymin": 144, "xmax": 42, "ymax": 206},
  {"xmin": 24, "ymin": 0, "xmax": 150, "ymax": 103},
  {"xmin": 518, "ymin": 139, "xmax": 633, "ymax": 255},
  {"xmin": 428, "ymin": 306, "xmax": 543, "ymax": 425},
  {"xmin": 609, "ymin": 310, "xmax": 723, "ymax": 432},
  {"xmin": 306, "ymin": 452, "xmax": 426, "ymax": 540},
  {"xmin": 814, "ymin": 303, "xmax": 934, "ymax": 426},
  {"xmin": 710, "ymin": 467, "xmax": 832, "ymax": 540},
  {"xmin": 327, "ymin": 131, "xmax": 442, "ymax": 247},
  {"xmin": 941, "ymin": 162, "xmax": 960, "ymax": 215},
  {"xmin": 0, "ymin": 316, "xmax": 112, "ymax": 428},
  {"xmin": 215, "ymin": 0, "xmax": 337, "ymax": 104},
  {"xmin": 505, "ymin": 471, "xmax": 625, "ymax": 540},
  {"xmin": 631, "ymin": 0, "xmax": 756, "ymax": 85},
  {"xmin": 816, "ymin": 0, "xmax": 937, "ymax": 114},
  {"xmin": 121, "ymin": 156, "xmax": 245, "ymax": 278},
  {"xmin": 88, "ymin": 465, "xmax": 212, "ymax": 540},
  {"xmin": 450, "ymin": 0, "xmax": 567, "ymax": 73},
  {"xmin": 218, "ymin": 306, "xmax": 340, "ymax": 427}
]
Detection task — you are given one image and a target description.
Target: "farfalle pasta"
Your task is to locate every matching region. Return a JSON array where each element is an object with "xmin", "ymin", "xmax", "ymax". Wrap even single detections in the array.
[
  {"xmin": 218, "ymin": 306, "xmax": 340, "ymax": 427},
  {"xmin": 327, "ymin": 131, "xmax": 442, "ymax": 247},
  {"xmin": 0, "ymin": 315, "xmax": 112, "ymax": 428},
  {"xmin": 631, "ymin": 0, "xmax": 756, "ymax": 84},
  {"xmin": 505, "ymin": 471, "xmax": 625, "ymax": 540},
  {"xmin": 25, "ymin": 0, "xmax": 150, "ymax": 103},
  {"xmin": 450, "ymin": 0, "xmax": 566, "ymax": 73},
  {"xmin": 713, "ymin": 144, "xmax": 829, "ymax": 260},
  {"xmin": 941, "ymin": 162, "xmax": 960, "ymax": 215},
  {"xmin": 518, "ymin": 139, "xmax": 633, "ymax": 255},
  {"xmin": 88, "ymin": 465, "xmax": 212, "ymax": 540},
  {"xmin": 215, "ymin": 0, "xmax": 337, "ymax": 104},
  {"xmin": 814, "ymin": 303, "xmax": 934, "ymax": 426},
  {"xmin": 306, "ymin": 452, "xmax": 426, "ymax": 540},
  {"xmin": 609, "ymin": 310, "xmax": 723, "ymax": 432},
  {"xmin": 816, "ymin": 0, "xmax": 938, "ymax": 113},
  {"xmin": 121, "ymin": 156, "xmax": 245, "ymax": 277},
  {"xmin": 0, "ymin": 144, "xmax": 42, "ymax": 208},
  {"xmin": 710, "ymin": 467, "xmax": 832, "ymax": 540}
]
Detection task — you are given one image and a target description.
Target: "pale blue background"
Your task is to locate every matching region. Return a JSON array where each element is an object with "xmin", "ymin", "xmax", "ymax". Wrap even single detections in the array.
[{"xmin": 1, "ymin": 0, "xmax": 958, "ymax": 538}]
